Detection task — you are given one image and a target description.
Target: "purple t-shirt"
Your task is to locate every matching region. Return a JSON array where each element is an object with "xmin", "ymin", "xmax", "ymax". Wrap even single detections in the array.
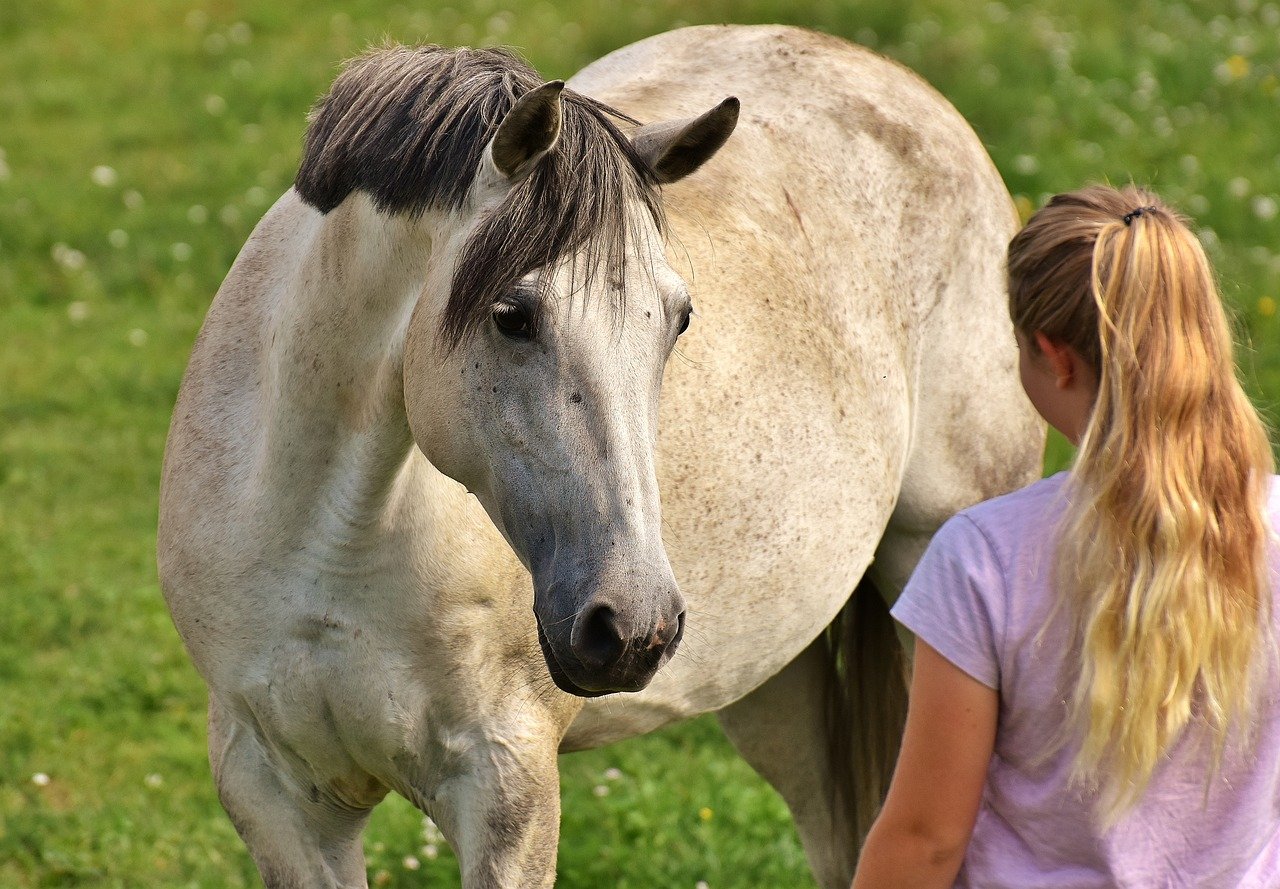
[{"xmin": 891, "ymin": 472, "xmax": 1280, "ymax": 888}]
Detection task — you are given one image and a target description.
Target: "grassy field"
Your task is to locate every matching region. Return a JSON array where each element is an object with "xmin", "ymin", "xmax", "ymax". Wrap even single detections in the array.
[{"xmin": 3, "ymin": 0, "xmax": 1279, "ymax": 886}]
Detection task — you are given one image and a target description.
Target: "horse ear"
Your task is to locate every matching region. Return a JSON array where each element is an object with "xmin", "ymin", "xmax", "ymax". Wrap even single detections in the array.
[
  {"xmin": 482, "ymin": 80, "xmax": 565, "ymax": 186},
  {"xmin": 632, "ymin": 97, "xmax": 740, "ymax": 185}
]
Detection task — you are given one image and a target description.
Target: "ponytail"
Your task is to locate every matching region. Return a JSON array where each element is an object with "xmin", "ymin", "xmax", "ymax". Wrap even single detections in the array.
[{"xmin": 1008, "ymin": 185, "xmax": 1274, "ymax": 823}]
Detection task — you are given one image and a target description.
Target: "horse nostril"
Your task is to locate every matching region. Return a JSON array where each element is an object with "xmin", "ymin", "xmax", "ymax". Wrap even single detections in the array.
[{"xmin": 576, "ymin": 604, "xmax": 625, "ymax": 669}]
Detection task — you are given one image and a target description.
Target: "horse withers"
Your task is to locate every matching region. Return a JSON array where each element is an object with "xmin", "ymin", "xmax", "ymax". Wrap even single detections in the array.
[{"xmin": 159, "ymin": 24, "xmax": 1043, "ymax": 889}]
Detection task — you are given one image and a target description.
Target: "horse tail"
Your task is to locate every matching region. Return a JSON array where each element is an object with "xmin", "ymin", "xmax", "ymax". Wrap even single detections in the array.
[{"xmin": 822, "ymin": 575, "xmax": 909, "ymax": 853}]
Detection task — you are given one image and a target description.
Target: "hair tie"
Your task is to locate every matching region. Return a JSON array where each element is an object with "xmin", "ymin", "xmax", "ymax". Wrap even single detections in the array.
[{"xmin": 1122, "ymin": 206, "xmax": 1157, "ymax": 226}]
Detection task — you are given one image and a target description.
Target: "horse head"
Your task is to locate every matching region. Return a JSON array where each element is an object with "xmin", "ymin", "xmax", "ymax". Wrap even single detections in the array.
[{"xmin": 392, "ymin": 64, "xmax": 737, "ymax": 696}]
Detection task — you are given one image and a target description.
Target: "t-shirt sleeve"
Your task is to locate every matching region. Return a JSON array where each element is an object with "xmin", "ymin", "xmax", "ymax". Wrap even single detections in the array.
[{"xmin": 890, "ymin": 513, "xmax": 1006, "ymax": 690}]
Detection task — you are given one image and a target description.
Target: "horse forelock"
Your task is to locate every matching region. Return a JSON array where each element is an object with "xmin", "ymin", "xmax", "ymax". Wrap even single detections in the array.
[{"xmin": 293, "ymin": 44, "xmax": 666, "ymax": 348}]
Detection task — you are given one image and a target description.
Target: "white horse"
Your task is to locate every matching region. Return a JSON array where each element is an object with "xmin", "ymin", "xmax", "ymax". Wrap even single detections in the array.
[{"xmin": 159, "ymin": 24, "xmax": 1042, "ymax": 889}]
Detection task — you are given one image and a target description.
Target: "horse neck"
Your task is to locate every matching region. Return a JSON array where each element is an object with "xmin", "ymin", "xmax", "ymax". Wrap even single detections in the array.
[{"xmin": 255, "ymin": 191, "xmax": 445, "ymax": 547}]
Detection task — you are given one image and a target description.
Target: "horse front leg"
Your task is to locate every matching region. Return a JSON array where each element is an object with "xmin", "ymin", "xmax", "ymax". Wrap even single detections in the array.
[
  {"xmin": 415, "ymin": 720, "xmax": 565, "ymax": 889},
  {"xmin": 209, "ymin": 695, "xmax": 382, "ymax": 889}
]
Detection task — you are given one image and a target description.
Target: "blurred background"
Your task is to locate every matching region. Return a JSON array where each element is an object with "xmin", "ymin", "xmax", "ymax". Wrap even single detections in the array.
[{"xmin": 2, "ymin": 1, "xmax": 1277, "ymax": 886}]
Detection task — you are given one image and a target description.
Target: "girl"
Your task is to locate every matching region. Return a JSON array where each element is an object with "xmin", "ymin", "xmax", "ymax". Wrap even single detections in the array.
[{"xmin": 852, "ymin": 185, "xmax": 1280, "ymax": 888}]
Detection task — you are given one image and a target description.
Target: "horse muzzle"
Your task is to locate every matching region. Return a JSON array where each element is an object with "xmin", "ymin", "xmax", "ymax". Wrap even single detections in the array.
[{"xmin": 535, "ymin": 581, "xmax": 686, "ymax": 696}]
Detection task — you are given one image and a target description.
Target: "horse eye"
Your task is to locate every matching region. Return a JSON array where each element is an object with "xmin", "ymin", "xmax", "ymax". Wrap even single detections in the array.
[
  {"xmin": 493, "ymin": 303, "xmax": 532, "ymax": 340},
  {"xmin": 676, "ymin": 307, "xmax": 692, "ymax": 336}
]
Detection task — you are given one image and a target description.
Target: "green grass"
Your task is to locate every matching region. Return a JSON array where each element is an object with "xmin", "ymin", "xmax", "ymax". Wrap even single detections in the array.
[{"xmin": 3, "ymin": 0, "xmax": 1278, "ymax": 885}]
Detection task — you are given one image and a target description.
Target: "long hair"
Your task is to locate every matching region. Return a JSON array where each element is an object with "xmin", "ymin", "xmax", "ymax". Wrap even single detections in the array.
[{"xmin": 1008, "ymin": 185, "xmax": 1274, "ymax": 822}]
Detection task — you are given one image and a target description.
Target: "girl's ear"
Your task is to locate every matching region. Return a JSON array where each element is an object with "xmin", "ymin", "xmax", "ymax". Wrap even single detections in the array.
[{"xmin": 1033, "ymin": 331, "xmax": 1078, "ymax": 389}]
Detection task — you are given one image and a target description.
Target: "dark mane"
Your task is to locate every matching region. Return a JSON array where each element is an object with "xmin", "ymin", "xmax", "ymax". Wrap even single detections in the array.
[{"xmin": 295, "ymin": 45, "xmax": 664, "ymax": 345}]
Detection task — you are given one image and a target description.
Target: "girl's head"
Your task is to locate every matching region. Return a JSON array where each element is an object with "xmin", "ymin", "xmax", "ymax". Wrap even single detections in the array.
[{"xmin": 1007, "ymin": 184, "xmax": 1274, "ymax": 822}]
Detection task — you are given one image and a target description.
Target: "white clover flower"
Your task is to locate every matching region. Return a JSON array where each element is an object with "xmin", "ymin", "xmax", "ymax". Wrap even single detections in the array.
[
  {"xmin": 422, "ymin": 815, "xmax": 444, "ymax": 843},
  {"xmin": 188, "ymin": 205, "xmax": 208, "ymax": 224},
  {"xmin": 52, "ymin": 243, "xmax": 86, "ymax": 271},
  {"xmin": 123, "ymin": 190, "xmax": 144, "ymax": 210},
  {"xmin": 1253, "ymin": 195, "xmax": 1278, "ymax": 221},
  {"xmin": 171, "ymin": 242, "xmax": 193, "ymax": 262},
  {"xmin": 128, "ymin": 329, "xmax": 149, "ymax": 347},
  {"xmin": 91, "ymin": 165, "xmax": 118, "ymax": 187},
  {"xmin": 144, "ymin": 772, "xmax": 163, "ymax": 788},
  {"xmin": 696, "ymin": 882, "xmax": 710, "ymax": 889},
  {"xmin": 32, "ymin": 773, "xmax": 51, "ymax": 786},
  {"xmin": 402, "ymin": 855, "xmax": 421, "ymax": 871},
  {"xmin": 592, "ymin": 784, "xmax": 609, "ymax": 797},
  {"xmin": 1229, "ymin": 177, "xmax": 1252, "ymax": 199},
  {"xmin": 246, "ymin": 185, "xmax": 267, "ymax": 205},
  {"xmin": 603, "ymin": 767, "xmax": 623, "ymax": 781},
  {"xmin": 67, "ymin": 301, "xmax": 90, "ymax": 322},
  {"xmin": 1012, "ymin": 154, "xmax": 1039, "ymax": 176},
  {"xmin": 205, "ymin": 95, "xmax": 227, "ymax": 116},
  {"xmin": 108, "ymin": 229, "xmax": 129, "ymax": 249},
  {"xmin": 421, "ymin": 844, "xmax": 439, "ymax": 860}
]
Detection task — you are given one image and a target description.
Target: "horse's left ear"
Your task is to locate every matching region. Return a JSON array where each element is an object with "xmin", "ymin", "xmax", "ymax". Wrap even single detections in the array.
[
  {"xmin": 632, "ymin": 97, "xmax": 740, "ymax": 185},
  {"xmin": 478, "ymin": 80, "xmax": 566, "ymax": 192}
]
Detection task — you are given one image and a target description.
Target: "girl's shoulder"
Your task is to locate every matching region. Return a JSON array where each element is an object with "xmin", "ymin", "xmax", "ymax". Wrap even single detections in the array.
[{"xmin": 954, "ymin": 471, "xmax": 1072, "ymax": 542}]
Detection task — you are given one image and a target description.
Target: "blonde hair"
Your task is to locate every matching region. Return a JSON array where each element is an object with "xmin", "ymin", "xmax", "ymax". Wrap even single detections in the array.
[{"xmin": 1008, "ymin": 185, "xmax": 1274, "ymax": 822}]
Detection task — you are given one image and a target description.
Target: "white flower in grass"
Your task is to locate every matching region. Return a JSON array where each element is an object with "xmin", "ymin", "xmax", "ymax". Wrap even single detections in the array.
[
  {"xmin": 67, "ymin": 301, "xmax": 90, "ymax": 322},
  {"xmin": 603, "ymin": 767, "xmax": 623, "ymax": 781},
  {"xmin": 246, "ymin": 185, "xmax": 267, "ymax": 205},
  {"xmin": 421, "ymin": 844, "xmax": 439, "ymax": 860},
  {"xmin": 422, "ymin": 815, "xmax": 444, "ymax": 843},
  {"xmin": 91, "ymin": 165, "xmax": 118, "ymax": 187},
  {"xmin": 1252, "ymin": 195, "xmax": 1278, "ymax": 221},
  {"xmin": 171, "ymin": 242, "xmax": 193, "ymax": 262},
  {"xmin": 696, "ymin": 882, "xmax": 710, "ymax": 889},
  {"xmin": 32, "ymin": 772, "xmax": 51, "ymax": 786},
  {"xmin": 402, "ymin": 855, "xmax": 420, "ymax": 871},
  {"xmin": 220, "ymin": 205, "xmax": 241, "ymax": 226},
  {"xmin": 1012, "ymin": 154, "xmax": 1039, "ymax": 176},
  {"xmin": 188, "ymin": 204, "xmax": 208, "ymax": 224},
  {"xmin": 205, "ymin": 95, "xmax": 227, "ymax": 116},
  {"xmin": 108, "ymin": 229, "xmax": 129, "ymax": 249},
  {"xmin": 144, "ymin": 772, "xmax": 163, "ymax": 788},
  {"xmin": 123, "ymin": 189, "xmax": 144, "ymax": 210},
  {"xmin": 1229, "ymin": 177, "xmax": 1252, "ymax": 199},
  {"xmin": 592, "ymin": 784, "xmax": 609, "ymax": 797},
  {"xmin": 129, "ymin": 329, "xmax": 149, "ymax": 347},
  {"xmin": 52, "ymin": 243, "xmax": 86, "ymax": 271}
]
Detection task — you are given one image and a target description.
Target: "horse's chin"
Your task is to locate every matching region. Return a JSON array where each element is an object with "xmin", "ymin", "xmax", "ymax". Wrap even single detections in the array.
[{"xmin": 535, "ymin": 619, "xmax": 642, "ymax": 698}]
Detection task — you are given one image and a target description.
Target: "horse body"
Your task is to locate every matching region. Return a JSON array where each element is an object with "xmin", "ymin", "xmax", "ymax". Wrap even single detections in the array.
[{"xmin": 159, "ymin": 25, "xmax": 1041, "ymax": 889}]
